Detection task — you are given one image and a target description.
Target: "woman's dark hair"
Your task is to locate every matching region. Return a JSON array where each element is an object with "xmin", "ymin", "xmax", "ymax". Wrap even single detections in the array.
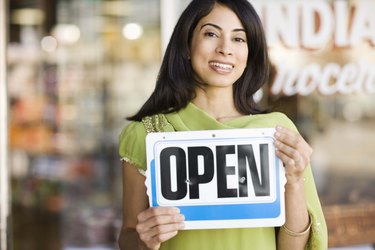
[{"xmin": 128, "ymin": 0, "xmax": 269, "ymax": 121}]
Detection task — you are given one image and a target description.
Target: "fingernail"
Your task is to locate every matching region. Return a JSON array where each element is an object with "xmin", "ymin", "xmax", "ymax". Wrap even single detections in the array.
[
  {"xmin": 275, "ymin": 132, "xmax": 281, "ymax": 138},
  {"xmin": 179, "ymin": 222, "xmax": 185, "ymax": 229},
  {"xmin": 173, "ymin": 207, "xmax": 180, "ymax": 213}
]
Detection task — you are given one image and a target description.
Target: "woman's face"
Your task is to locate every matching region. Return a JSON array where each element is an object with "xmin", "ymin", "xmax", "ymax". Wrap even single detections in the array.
[{"xmin": 190, "ymin": 3, "xmax": 248, "ymax": 90}]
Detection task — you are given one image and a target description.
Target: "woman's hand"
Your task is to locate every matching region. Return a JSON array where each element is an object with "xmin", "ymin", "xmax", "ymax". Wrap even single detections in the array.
[
  {"xmin": 274, "ymin": 126, "xmax": 313, "ymax": 185},
  {"xmin": 136, "ymin": 206, "xmax": 185, "ymax": 250}
]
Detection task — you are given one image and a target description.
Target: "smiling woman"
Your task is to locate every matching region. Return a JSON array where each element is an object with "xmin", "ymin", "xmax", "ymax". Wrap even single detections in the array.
[{"xmin": 118, "ymin": 0, "xmax": 327, "ymax": 249}]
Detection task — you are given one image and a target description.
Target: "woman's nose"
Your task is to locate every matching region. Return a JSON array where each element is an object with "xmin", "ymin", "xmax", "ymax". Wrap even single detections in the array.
[{"xmin": 216, "ymin": 39, "xmax": 233, "ymax": 56}]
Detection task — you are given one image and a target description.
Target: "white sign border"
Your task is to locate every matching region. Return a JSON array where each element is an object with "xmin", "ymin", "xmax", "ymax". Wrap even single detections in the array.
[{"xmin": 146, "ymin": 128, "xmax": 286, "ymax": 230}]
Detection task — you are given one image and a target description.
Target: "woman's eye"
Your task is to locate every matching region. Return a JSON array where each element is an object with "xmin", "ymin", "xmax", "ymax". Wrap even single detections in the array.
[
  {"xmin": 204, "ymin": 32, "xmax": 218, "ymax": 38},
  {"xmin": 234, "ymin": 37, "xmax": 246, "ymax": 43}
]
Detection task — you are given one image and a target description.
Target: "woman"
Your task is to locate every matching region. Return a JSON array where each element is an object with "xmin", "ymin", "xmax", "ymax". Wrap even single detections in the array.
[{"xmin": 118, "ymin": 0, "xmax": 327, "ymax": 249}]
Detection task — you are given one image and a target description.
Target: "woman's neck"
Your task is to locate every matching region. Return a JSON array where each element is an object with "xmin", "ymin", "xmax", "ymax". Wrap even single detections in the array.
[{"xmin": 192, "ymin": 87, "xmax": 243, "ymax": 122}]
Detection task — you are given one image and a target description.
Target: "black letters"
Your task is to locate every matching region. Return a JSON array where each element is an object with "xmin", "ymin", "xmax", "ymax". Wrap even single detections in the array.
[
  {"xmin": 160, "ymin": 147, "xmax": 187, "ymax": 200},
  {"xmin": 188, "ymin": 147, "xmax": 214, "ymax": 199},
  {"xmin": 216, "ymin": 145, "xmax": 238, "ymax": 198},
  {"xmin": 158, "ymin": 143, "xmax": 271, "ymax": 200},
  {"xmin": 237, "ymin": 144, "xmax": 270, "ymax": 196}
]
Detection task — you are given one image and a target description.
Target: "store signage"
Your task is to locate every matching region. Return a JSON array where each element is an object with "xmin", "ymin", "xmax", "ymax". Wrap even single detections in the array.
[
  {"xmin": 254, "ymin": 0, "xmax": 375, "ymax": 49},
  {"xmin": 251, "ymin": 0, "xmax": 375, "ymax": 96},
  {"xmin": 271, "ymin": 61, "xmax": 375, "ymax": 96},
  {"xmin": 145, "ymin": 128, "xmax": 285, "ymax": 230}
]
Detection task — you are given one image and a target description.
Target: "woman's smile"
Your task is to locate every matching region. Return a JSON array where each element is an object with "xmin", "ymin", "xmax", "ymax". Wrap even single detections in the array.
[{"xmin": 209, "ymin": 61, "xmax": 234, "ymax": 74}]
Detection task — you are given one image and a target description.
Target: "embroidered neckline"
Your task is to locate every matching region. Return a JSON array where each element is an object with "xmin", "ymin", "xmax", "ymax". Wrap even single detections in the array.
[{"xmin": 142, "ymin": 114, "xmax": 168, "ymax": 133}]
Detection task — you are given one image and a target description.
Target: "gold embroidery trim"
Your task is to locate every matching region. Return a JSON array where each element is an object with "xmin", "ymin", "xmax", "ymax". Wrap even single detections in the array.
[
  {"xmin": 141, "ymin": 114, "xmax": 167, "ymax": 133},
  {"xmin": 120, "ymin": 157, "xmax": 146, "ymax": 176}
]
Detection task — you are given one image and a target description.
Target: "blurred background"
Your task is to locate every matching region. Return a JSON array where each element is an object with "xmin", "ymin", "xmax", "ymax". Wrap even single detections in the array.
[{"xmin": 1, "ymin": 0, "xmax": 375, "ymax": 249}]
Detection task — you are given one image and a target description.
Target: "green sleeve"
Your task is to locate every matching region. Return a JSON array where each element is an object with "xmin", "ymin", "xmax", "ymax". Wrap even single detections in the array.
[
  {"xmin": 274, "ymin": 113, "xmax": 328, "ymax": 249},
  {"xmin": 304, "ymin": 167, "xmax": 328, "ymax": 249},
  {"xmin": 118, "ymin": 121, "xmax": 147, "ymax": 172}
]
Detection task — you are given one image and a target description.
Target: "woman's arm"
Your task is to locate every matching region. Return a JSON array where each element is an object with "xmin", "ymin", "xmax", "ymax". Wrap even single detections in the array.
[
  {"xmin": 118, "ymin": 161, "xmax": 185, "ymax": 250},
  {"xmin": 274, "ymin": 126, "xmax": 312, "ymax": 250},
  {"xmin": 118, "ymin": 161, "xmax": 148, "ymax": 249}
]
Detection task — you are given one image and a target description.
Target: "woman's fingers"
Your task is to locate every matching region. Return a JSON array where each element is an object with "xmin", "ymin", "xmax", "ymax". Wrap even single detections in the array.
[
  {"xmin": 275, "ymin": 126, "xmax": 313, "ymax": 155},
  {"xmin": 151, "ymin": 231, "xmax": 179, "ymax": 248},
  {"xmin": 275, "ymin": 147, "xmax": 298, "ymax": 168},
  {"xmin": 275, "ymin": 140, "xmax": 301, "ymax": 163},
  {"xmin": 275, "ymin": 139, "xmax": 307, "ymax": 171},
  {"xmin": 136, "ymin": 214, "xmax": 185, "ymax": 234},
  {"xmin": 138, "ymin": 206, "xmax": 180, "ymax": 222},
  {"xmin": 274, "ymin": 126, "xmax": 313, "ymax": 184},
  {"xmin": 136, "ymin": 206, "xmax": 185, "ymax": 249},
  {"xmin": 138, "ymin": 220, "xmax": 184, "ymax": 242},
  {"xmin": 274, "ymin": 126, "xmax": 312, "ymax": 167},
  {"xmin": 142, "ymin": 231, "xmax": 179, "ymax": 250}
]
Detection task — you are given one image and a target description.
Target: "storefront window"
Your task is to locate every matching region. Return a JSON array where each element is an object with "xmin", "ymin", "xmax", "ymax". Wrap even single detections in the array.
[
  {"xmin": 6, "ymin": 0, "xmax": 375, "ymax": 249},
  {"xmin": 254, "ymin": 0, "xmax": 375, "ymax": 247},
  {"xmin": 8, "ymin": 0, "xmax": 161, "ymax": 248}
]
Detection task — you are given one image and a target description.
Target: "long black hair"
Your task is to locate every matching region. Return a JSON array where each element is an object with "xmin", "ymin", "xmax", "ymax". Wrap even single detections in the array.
[{"xmin": 128, "ymin": 0, "xmax": 269, "ymax": 121}]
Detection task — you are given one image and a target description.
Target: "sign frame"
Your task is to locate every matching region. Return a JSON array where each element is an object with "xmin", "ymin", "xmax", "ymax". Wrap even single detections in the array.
[{"xmin": 146, "ymin": 128, "xmax": 286, "ymax": 230}]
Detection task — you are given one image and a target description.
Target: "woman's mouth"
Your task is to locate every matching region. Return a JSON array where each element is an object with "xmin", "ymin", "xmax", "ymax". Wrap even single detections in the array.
[{"xmin": 209, "ymin": 61, "xmax": 234, "ymax": 73}]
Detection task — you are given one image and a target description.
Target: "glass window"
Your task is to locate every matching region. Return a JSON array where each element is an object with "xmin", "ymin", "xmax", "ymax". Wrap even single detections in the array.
[
  {"xmin": 8, "ymin": 0, "xmax": 161, "ymax": 248},
  {"xmin": 7, "ymin": 0, "xmax": 375, "ymax": 249}
]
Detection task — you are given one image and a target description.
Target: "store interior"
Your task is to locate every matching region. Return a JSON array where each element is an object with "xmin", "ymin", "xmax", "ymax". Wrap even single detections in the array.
[{"xmin": 5, "ymin": 0, "xmax": 375, "ymax": 249}]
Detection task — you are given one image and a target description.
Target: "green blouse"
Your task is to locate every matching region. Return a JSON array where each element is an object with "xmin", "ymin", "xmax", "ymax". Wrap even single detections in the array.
[{"xmin": 119, "ymin": 103, "xmax": 328, "ymax": 250}]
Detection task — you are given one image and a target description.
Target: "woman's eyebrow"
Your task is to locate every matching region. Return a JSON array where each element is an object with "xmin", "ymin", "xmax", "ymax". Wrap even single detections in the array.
[{"xmin": 200, "ymin": 23, "xmax": 245, "ymax": 32}]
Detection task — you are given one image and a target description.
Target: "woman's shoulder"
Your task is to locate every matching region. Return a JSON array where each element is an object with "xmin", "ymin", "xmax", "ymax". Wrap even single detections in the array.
[
  {"xmin": 252, "ymin": 112, "xmax": 298, "ymax": 132},
  {"xmin": 264, "ymin": 111, "xmax": 292, "ymax": 123},
  {"xmin": 118, "ymin": 114, "xmax": 173, "ymax": 170},
  {"xmin": 119, "ymin": 120, "xmax": 147, "ymax": 141},
  {"xmin": 119, "ymin": 113, "xmax": 170, "ymax": 143},
  {"xmin": 118, "ymin": 121, "xmax": 147, "ymax": 162}
]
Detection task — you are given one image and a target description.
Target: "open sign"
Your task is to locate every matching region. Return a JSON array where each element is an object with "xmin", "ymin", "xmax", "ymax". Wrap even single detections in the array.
[{"xmin": 145, "ymin": 128, "xmax": 285, "ymax": 230}]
